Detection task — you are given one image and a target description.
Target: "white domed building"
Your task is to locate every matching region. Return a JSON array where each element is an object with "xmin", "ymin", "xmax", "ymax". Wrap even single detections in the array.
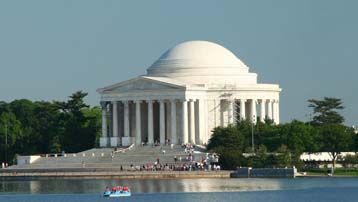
[{"xmin": 97, "ymin": 41, "xmax": 281, "ymax": 147}]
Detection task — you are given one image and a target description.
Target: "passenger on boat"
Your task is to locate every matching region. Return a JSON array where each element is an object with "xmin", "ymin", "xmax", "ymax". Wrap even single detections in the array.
[
  {"xmin": 123, "ymin": 186, "xmax": 129, "ymax": 192},
  {"xmin": 112, "ymin": 187, "xmax": 117, "ymax": 192}
]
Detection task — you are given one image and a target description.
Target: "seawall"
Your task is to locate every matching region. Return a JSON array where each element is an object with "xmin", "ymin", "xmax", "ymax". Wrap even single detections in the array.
[
  {"xmin": 231, "ymin": 167, "xmax": 297, "ymax": 178},
  {"xmin": 0, "ymin": 168, "xmax": 231, "ymax": 180}
]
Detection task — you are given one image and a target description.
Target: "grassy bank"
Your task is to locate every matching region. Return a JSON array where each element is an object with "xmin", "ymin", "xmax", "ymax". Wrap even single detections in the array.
[{"xmin": 301, "ymin": 168, "xmax": 358, "ymax": 177}]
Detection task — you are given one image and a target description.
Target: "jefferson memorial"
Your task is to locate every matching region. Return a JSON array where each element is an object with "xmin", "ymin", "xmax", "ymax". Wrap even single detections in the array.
[{"xmin": 97, "ymin": 41, "xmax": 281, "ymax": 147}]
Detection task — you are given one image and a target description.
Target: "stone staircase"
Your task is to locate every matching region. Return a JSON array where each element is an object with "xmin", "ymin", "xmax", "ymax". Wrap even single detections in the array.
[{"xmin": 10, "ymin": 145, "xmax": 208, "ymax": 169}]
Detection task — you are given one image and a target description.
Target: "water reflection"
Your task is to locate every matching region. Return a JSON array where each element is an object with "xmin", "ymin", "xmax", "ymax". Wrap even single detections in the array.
[
  {"xmin": 29, "ymin": 180, "xmax": 40, "ymax": 193},
  {"xmin": 1, "ymin": 178, "xmax": 358, "ymax": 195}
]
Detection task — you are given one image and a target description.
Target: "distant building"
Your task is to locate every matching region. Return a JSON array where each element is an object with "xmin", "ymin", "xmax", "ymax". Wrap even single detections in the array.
[{"xmin": 97, "ymin": 41, "xmax": 281, "ymax": 147}]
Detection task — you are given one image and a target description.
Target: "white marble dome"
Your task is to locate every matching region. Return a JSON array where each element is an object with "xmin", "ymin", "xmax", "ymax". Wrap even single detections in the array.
[
  {"xmin": 147, "ymin": 40, "xmax": 257, "ymax": 86},
  {"xmin": 149, "ymin": 41, "xmax": 248, "ymax": 69}
]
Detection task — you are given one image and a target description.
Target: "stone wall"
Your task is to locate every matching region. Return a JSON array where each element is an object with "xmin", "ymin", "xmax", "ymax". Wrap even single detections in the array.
[{"xmin": 231, "ymin": 167, "xmax": 297, "ymax": 178}]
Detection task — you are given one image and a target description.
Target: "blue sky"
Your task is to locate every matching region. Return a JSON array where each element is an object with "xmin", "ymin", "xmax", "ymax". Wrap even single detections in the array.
[{"xmin": 0, "ymin": 0, "xmax": 357, "ymax": 125}]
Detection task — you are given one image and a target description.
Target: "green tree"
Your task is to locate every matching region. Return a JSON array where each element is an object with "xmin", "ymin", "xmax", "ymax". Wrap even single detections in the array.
[
  {"xmin": 273, "ymin": 144, "xmax": 292, "ymax": 168},
  {"xmin": 308, "ymin": 97, "xmax": 353, "ymax": 169},
  {"xmin": 32, "ymin": 101, "xmax": 64, "ymax": 153},
  {"xmin": 9, "ymin": 99, "xmax": 37, "ymax": 154},
  {"xmin": 318, "ymin": 124, "xmax": 354, "ymax": 168},
  {"xmin": 0, "ymin": 91, "xmax": 101, "ymax": 163},
  {"xmin": 207, "ymin": 125, "xmax": 246, "ymax": 169},
  {"xmin": 57, "ymin": 91, "xmax": 98, "ymax": 152},
  {"xmin": 308, "ymin": 97, "xmax": 344, "ymax": 125},
  {"xmin": 0, "ymin": 112, "xmax": 22, "ymax": 163},
  {"xmin": 81, "ymin": 106, "xmax": 102, "ymax": 148},
  {"xmin": 281, "ymin": 121, "xmax": 319, "ymax": 155},
  {"xmin": 247, "ymin": 144, "xmax": 268, "ymax": 168},
  {"xmin": 217, "ymin": 149, "xmax": 245, "ymax": 170},
  {"xmin": 49, "ymin": 135, "xmax": 62, "ymax": 153},
  {"xmin": 207, "ymin": 125, "xmax": 245, "ymax": 152}
]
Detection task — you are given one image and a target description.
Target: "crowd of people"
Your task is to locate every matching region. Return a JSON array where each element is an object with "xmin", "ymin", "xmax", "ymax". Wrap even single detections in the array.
[
  {"xmin": 125, "ymin": 162, "xmax": 220, "ymax": 172},
  {"xmin": 116, "ymin": 143, "xmax": 221, "ymax": 172}
]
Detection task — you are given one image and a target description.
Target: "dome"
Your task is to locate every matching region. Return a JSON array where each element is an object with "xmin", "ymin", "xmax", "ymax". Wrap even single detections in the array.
[
  {"xmin": 148, "ymin": 41, "xmax": 248, "ymax": 70},
  {"xmin": 147, "ymin": 40, "xmax": 257, "ymax": 86}
]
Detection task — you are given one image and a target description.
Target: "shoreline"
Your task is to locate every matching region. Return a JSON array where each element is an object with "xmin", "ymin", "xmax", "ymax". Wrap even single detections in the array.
[
  {"xmin": 2, "ymin": 168, "xmax": 357, "ymax": 180},
  {"xmin": 0, "ymin": 169, "xmax": 231, "ymax": 180}
]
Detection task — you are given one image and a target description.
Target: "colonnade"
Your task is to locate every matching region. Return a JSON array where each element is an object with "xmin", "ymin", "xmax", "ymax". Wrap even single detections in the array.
[
  {"xmin": 99, "ymin": 98, "xmax": 279, "ymax": 147},
  {"xmin": 232, "ymin": 99, "xmax": 279, "ymax": 124},
  {"xmin": 100, "ymin": 99, "xmax": 206, "ymax": 147}
]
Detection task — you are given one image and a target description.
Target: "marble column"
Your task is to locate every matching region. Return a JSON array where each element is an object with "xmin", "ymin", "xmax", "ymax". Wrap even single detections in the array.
[
  {"xmin": 267, "ymin": 100, "xmax": 273, "ymax": 120},
  {"xmin": 196, "ymin": 99, "xmax": 205, "ymax": 144},
  {"xmin": 100, "ymin": 102, "xmax": 108, "ymax": 147},
  {"xmin": 273, "ymin": 100, "xmax": 279, "ymax": 124},
  {"xmin": 228, "ymin": 99, "xmax": 234, "ymax": 124},
  {"xmin": 202, "ymin": 99, "xmax": 209, "ymax": 144},
  {"xmin": 189, "ymin": 100, "xmax": 196, "ymax": 144},
  {"xmin": 214, "ymin": 99, "xmax": 220, "ymax": 127},
  {"xmin": 147, "ymin": 100, "xmax": 154, "ymax": 145},
  {"xmin": 159, "ymin": 100, "xmax": 165, "ymax": 145},
  {"xmin": 113, "ymin": 101, "xmax": 118, "ymax": 137},
  {"xmin": 251, "ymin": 99, "xmax": 257, "ymax": 124},
  {"xmin": 108, "ymin": 104, "xmax": 113, "ymax": 138},
  {"xmin": 110, "ymin": 101, "xmax": 119, "ymax": 147},
  {"xmin": 101, "ymin": 102, "xmax": 107, "ymax": 137},
  {"xmin": 240, "ymin": 99, "xmax": 246, "ymax": 120},
  {"xmin": 170, "ymin": 100, "xmax": 177, "ymax": 144},
  {"xmin": 272, "ymin": 100, "xmax": 276, "ymax": 124},
  {"xmin": 260, "ymin": 99, "xmax": 266, "ymax": 123},
  {"xmin": 124, "ymin": 101, "xmax": 129, "ymax": 137},
  {"xmin": 135, "ymin": 100, "xmax": 141, "ymax": 145},
  {"xmin": 276, "ymin": 100, "xmax": 280, "ymax": 124},
  {"xmin": 182, "ymin": 100, "xmax": 188, "ymax": 144}
]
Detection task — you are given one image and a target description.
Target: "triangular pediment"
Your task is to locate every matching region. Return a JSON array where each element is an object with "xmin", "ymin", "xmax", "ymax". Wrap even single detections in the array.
[{"xmin": 98, "ymin": 76, "xmax": 186, "ymax": 93}]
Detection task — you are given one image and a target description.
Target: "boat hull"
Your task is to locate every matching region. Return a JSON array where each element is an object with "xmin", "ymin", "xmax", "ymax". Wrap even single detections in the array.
[{"xmin": 103, "ymin": 191, "xmax": 131, "ymax": 197}]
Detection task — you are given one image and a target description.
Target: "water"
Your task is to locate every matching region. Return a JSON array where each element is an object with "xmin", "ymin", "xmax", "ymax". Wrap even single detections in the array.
[{"xmin": 1, "ymin": 178, "xmax": 358, "ymax": 202}]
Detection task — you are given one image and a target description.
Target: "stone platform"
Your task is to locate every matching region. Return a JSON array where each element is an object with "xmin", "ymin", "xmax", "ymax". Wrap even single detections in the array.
[{"xmin": 9, "ymin": 145, "xmax": 209, "ymax": 170}]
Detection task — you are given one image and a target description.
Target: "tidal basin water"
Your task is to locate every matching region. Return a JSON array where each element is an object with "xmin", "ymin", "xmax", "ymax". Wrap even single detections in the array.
[{"xmin": 1, "ymin": 178, "xmax": 358, "ymax": 202}]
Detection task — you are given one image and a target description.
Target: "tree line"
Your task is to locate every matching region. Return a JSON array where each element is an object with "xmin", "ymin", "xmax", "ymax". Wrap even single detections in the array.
[
  {"xmin": 0, "ymin": 91, "xmax": 101, "ymax": 164},
  {"xmin": 1, "ymin": 94, "xmax": 356, "ymax": 170},
  {"xmin": 207, "ymin": 97, "xmax": 357, "ymax": 170}
]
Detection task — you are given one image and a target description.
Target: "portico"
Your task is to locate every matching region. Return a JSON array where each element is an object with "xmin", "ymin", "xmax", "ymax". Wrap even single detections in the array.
[{"xmin": 98, "ymin": 41, "xmax": 281, "ymax": 147}]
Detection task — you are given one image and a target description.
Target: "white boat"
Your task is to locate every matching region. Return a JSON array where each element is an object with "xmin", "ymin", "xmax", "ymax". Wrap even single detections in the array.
[{"xmin": 103, "ymin": 189, "xmax": 131, "ymax": 197}]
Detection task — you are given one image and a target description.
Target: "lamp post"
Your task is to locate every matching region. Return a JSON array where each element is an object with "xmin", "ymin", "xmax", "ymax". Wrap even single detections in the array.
[
  {"xmin": 251, "ymin": 115, "xmax": 255, "ymax": 152},
  {"xmin": 5, "ymin": 124, "xmax": 7, "ymax": 164}
]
